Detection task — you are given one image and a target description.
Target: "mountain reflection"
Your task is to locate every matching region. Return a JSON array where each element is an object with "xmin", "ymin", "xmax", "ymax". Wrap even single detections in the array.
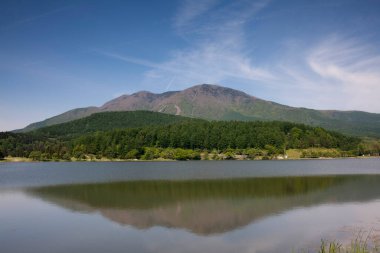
[{"xmin": 29, "ymin": 176, "xmax": 380, "ymax": 235}]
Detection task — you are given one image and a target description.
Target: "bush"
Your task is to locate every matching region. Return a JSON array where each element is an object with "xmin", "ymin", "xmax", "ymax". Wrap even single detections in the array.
[
  {"xmin": 223, "ymin": 151, "xmax": 235, "ymax": 160},
  {"xmin": 62, "ymin": 153, "xmax": 72, "ymax": 161},
  {"xmin": 125, "ymin": 149, "xmax": 140, "ymax": 159},
  {"xmin": 51, "ymin": 153, "xmax": 59, "ymax": 161},
  {"xmin": 244, "ymin": 148, "xmax": 264, "ymax": 159},
  {"xmin": 141, "ymin": 147, "xmax": 160, "ymax": 160},
  {"xmin": 40, "ymin": 153, "xmax": 50, "ymax": 161},
  {"xmin": 29, "ymin": 151, "xmax": 42, "ymax": 161}
]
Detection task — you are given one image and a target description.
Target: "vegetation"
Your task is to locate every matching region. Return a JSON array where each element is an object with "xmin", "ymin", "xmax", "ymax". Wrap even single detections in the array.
[
  {"xmin": 1, "ymin": 111, "xmax": 379, "ymax": 161},
  {"xmin": 72, "ymin": 120, "xmax": 359, "ymax": 154},
  {"xmin": 314, "ymin": 235, "xmax": 379, "ymax": 253},
  {"xmin": 291, "ymin": 230, "xmax": 379, "ymax": 253},
  {"xmin": 33, "ymin": 111, "xmax": 201, "ymax": 138}
]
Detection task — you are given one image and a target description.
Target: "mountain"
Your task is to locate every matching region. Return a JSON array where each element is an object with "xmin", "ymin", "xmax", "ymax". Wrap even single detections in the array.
[
  {"xmin": 20, "ymin": 107, "xmax": 100, "ymax": 132},
  {"xmin": 20, "ymin": 84, "xmax": 380, "ymax": 137},
  {"xmin": 34, "ymin": 111, "xmax": 201, "ymax": 138}
]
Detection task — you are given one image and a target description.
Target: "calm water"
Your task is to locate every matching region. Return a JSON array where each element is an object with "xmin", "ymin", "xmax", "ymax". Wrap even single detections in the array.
[{"xmin": 1, "ymin": 159, "xmax": 380, "ymax": 253}]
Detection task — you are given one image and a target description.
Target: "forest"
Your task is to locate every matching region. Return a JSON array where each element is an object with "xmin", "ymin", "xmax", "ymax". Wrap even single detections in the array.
[{"xmin": 1, "ymin": 111, "xmax": 379, "ymax": 161}]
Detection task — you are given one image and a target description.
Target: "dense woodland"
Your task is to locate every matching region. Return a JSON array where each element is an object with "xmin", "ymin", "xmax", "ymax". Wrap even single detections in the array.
[
  {"xmin": 1, "ymin": 111, "xmax": 379, "ymax": 161},
  {"xmin": 33, "ymin": 111, "xmax": 199, "ymax": 138}
]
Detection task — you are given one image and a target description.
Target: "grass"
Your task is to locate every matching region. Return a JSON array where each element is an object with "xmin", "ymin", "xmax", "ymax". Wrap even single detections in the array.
[
  {"xmin": 292, "ymin": 231, "xmax": 380, "ymax": 253},
  {"xmin": 2, "ymin": 156, "xmax": 33, "ymax": 162},
  {"xmin": 305, "ymin": 232, "xmax": 380, "ymax": 253},
  {"xmin": 318, "ymin": 240, "xmax": 378, "ymax": 253},
  {"xmin": 286, "ymin": 149, "xmax": 303, "ymax": 159}
]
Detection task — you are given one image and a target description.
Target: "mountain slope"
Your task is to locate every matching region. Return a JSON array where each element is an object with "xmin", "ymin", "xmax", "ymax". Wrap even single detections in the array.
[
  {"xmin": 34, "ymin": 111, "xmax": 200, "ymax": 138},
  {"xmin": 20, "ymin": 84, "xmax": 380, "ymax": 137},
  {"xmin": 20, "ymin": 107, "xmax": 100, "ymax": 132}
]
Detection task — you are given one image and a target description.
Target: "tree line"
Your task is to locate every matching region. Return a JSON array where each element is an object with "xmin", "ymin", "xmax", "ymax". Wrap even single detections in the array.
[{"xmin": 1, "ymin": 120, "xmax": 373, "ymax": 161}]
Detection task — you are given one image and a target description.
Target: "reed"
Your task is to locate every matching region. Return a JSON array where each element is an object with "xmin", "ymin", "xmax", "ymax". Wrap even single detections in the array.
[{"xmin": 317, "ymin": 232, "xmax": 379, "ymax": 253}]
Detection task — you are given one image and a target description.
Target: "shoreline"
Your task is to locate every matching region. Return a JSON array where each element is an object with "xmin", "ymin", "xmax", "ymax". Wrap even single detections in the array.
[{"xmin": 1, "ymin": 155, "xmax": 379, "ymax": 163}]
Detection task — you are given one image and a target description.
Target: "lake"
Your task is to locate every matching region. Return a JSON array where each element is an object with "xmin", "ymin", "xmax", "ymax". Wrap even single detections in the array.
[{"xmin": 1, "ymin": 159, "xmax": 380, "ymax": 253}]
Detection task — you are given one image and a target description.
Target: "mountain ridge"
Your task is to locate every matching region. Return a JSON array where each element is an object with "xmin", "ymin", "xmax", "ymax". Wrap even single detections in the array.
[{"xmin": 19, "ymin": 84, "xmax": 380, "ymax": 137}]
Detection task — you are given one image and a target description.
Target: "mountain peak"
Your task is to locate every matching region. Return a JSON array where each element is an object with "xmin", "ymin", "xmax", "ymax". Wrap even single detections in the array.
[
  {"xmin": 185, "ymin": 84, "xmax": 252, "ymax": 99},
  {"xmin": 187, "ymin": 83, "xmax": 233, "ymax": 91},
  {"xmin": 132, "ymin": 90, "xmax": 153, "ymax": 96}
]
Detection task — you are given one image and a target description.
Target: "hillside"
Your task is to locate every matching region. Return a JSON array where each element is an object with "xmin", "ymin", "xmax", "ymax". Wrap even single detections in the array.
[
  {"xmin": 20, "ymin": 84, "xmax": 380, "ymax": 137},
  {"xmin": 20, "ymin": 107, "xmax": 100, "ymax": 132},
  {"xmin": 33, "ymin": 111, "xmax": 200, "ymax": 138}
]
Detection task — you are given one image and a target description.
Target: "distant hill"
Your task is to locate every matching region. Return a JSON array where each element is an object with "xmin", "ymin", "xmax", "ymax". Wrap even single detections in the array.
[
  {"xmin": 34, "ymin": 111, "xmax": 199, "ymax": 138},
  {"xmin": 20, "ymin": 84, "xmax": 380, "ymax": 137},
  {"xmin": 20, "ymin": 107, "xmax": 100, "ymax": 132}
]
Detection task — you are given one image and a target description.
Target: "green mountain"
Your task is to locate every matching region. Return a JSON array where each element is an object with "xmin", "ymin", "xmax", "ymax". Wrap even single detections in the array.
[
  {"xmin": 34, "ymin": 111, "xmax": 200, "ymax": 138},
  {"xmin": 20, "ymin": 84, "xmax": 380, "ymax": 137}
]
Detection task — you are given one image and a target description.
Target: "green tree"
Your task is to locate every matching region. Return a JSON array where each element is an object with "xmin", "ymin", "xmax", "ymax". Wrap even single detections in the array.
[
  {"xmin": 29, "ymin": 151, "xmax": 42, "ymax": 161},
  {"xmin": 72, "ymin": 144, "xmax": 86, "ymax": 160}
]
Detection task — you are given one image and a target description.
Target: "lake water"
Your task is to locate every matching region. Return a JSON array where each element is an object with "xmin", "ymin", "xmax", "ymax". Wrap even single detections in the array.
[{"xmin": 1, "ymin": 159, "xmax": 380, "ymax": 253}]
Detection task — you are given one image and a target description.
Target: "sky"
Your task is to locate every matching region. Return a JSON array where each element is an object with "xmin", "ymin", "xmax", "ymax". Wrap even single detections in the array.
[{"xmin": 1, "ymin": 0, "xmax": 380, "ymax": 131}]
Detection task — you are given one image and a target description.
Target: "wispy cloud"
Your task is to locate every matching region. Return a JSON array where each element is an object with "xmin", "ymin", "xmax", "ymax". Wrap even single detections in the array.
[
  {"xmin": 272, "ymin": 35, "xmax": 380, "ymax": 112},
  {"xmin": 308, "ymin": 36, "xmax": 380, "ymax": 85},
  {"xmin": 143, "ymin": 42, "xmax": 275, "ymax": 85},
  {"xmin": 174, "ymin": 0, "xmax": 270, "ymax": 39},
  {"xmin": 141, "ymin": 0, "xmax": 274, "ymax": 88},
  {"xmin": 93, "ymin": 0, "xmax": 274, "ymax": 90},
  {"xmin": 93, "ymin": 50, "xmax": 179, "ymax": 73},
  {"xmin": 165, "ymin": 76, "xmax": 176, "ymax": 91},
  {"xmin": 307, "ymin": 36, "xmax": 380, "ymax": 111},
  {"xmin": 173, "ymin": 0, "xmax": 219, "ymax": 35},
  {"xmin": 93, "ymin": 1, "xmax": 380, "ymax": 113}
]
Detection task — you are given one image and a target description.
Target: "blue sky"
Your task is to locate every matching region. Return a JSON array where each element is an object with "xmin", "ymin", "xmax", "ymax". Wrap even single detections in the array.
[{"xmin": 1, "ymin": 0, "xmax": 380, "ymax": 131}]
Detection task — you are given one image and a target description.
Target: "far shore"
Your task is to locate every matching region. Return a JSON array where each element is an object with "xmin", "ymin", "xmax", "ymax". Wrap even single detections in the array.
[{"xmin": 1, "ymin": 155, "xmax": 378, "ymax": 163}]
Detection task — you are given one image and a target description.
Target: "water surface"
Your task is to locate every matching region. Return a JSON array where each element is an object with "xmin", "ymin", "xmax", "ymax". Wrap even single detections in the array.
[{"xmin": 1, "ymin": 159, "xmax": 380, "ymax": 253}]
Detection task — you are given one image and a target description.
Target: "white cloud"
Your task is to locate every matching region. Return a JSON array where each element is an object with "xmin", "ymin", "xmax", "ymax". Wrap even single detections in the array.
[
  {"xmin": 308, "ymin": 37, "xmax": 380, "ymax": 112},
  {"xmin": 271, "ymin": 35, "xmax": 380, "ymax": 112},
  {"xmin": 143, "ymin": 41, "xmax": 275, "ymax": 86},
  {"xmin": 307, "ymin": 36, "xmax": 380, "ymax": 88}
]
